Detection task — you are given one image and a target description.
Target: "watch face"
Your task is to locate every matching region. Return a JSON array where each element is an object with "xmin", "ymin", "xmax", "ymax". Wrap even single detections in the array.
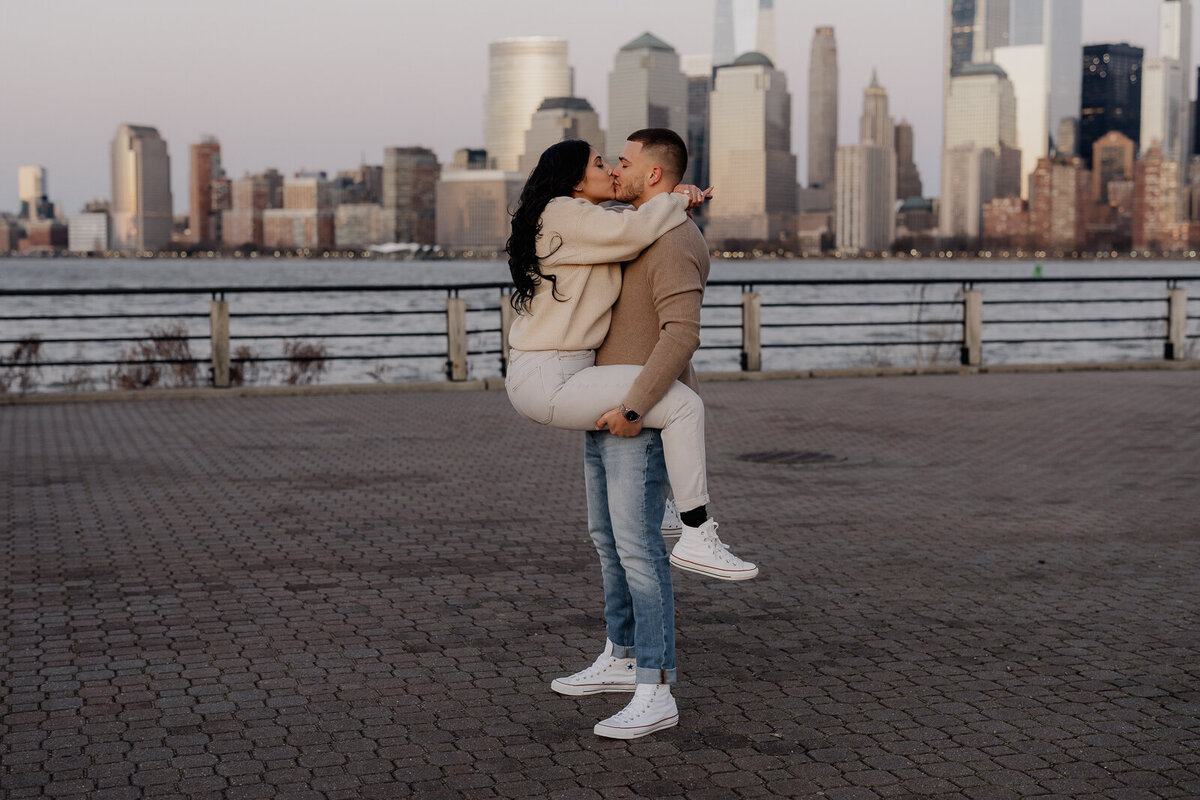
[{"xmin": 623, "ymin": 408, "xmax": 639, "ymax": 422}]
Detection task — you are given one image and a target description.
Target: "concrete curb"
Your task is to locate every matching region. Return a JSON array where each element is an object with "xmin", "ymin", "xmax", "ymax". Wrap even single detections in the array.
[{"xmin": 2, "ymin": 359, "xmax": 1196, "ymax": 406}]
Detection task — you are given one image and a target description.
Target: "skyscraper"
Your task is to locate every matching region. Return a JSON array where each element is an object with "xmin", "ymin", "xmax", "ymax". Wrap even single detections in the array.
[
  {"xmin": 944, "ymin": 63, "xmax": 1022, "ymax": 197},
  {"xmin": 713, "ymin": 0, "xmax": 736, "ymax": 67},
  {"xmin": 1079, "ymin": 43, "xmax": 1144, "ymax": 169},
  {"xmin": 707, "ymin": 52, "xmax": 798, "ymax": 245},
  {"xmin": 607, "ymin": 33, "xmax": 687, "ymax": 155},
  {"xmin": 188, "ymin": 136, "xmax": 222, "ymax": 245},
  {"xmin": 895, "ymin": 121, "xmax": 924, "ymax": 199},
  {"xmin": 836, "ymin": 145, "xmax": 896, "ymax": 253},
  {"xmin": 838, "ymin": 74, "xmax": 897, "ymax": 253},
  {"xmin": 860, "ymin": 70, "xmax": 894, "ymax": 149},
  {"xmin": 519, "ymin": 98, "xmax": 605, "ymax": 176},
  {"xmin": 383, "ymin": 147, "xmax": 440, "ymax": 245},
  {"xmin": 992, "ymin": 0, "xmax": 1083, "ymax": 197},
  {"xmin": 484, "ymin": 37, "xmax": 573, "ymax": 172},
  {"xmin": 1092, "ymin": 131, "xmax": 1136, "ymax": 204},
  {"xmin": 1142, "ymin": 0, "xmax": 1192, "ymax": 187},
  {"xmin": 110, "ymin": 123, "xmax": 173, "ymax": 253},
  {"xmin": 808, "ymin": 27, "xmax": 838, "ymax": 191},
  {"xmin": 17, "ymin": 166, "xmax": 49, "ymax": 221},
  {"xmin": 756, "ymin": 0, "xmax": 777, "ymax": 66},
  {"xmin": 681, "ymin": 55, "xmax": 713, "ymax": 190},
  {"xmin": 944, "ymin": 0, "xmax": 1011, "ymax": 88}
]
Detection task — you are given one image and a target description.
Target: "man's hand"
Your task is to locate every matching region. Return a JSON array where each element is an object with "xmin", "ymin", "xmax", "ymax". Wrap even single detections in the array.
[{"xmin": 596, "ymin": 408, "xmax": 643, "ymax": 437}]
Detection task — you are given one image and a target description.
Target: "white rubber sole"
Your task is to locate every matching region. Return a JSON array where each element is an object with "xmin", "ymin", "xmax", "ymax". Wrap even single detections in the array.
[
  {"xmin": 551, "ymin": 678, "xmax": 637, "ymax": 696},
  {"xmin": 669, "ymin": 552, "xmax": 760, "ymax": 581},
  {"xmin": 594, "ymin": 712, "xmax": 679, "ymax": 739}
]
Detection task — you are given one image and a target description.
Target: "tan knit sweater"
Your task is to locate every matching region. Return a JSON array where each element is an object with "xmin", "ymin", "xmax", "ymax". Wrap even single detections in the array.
[
  {"xmin": 507, "ymin": 193, "xmax": 688, "ymax": 352},
  {"xmin": 595, "ymin": 218, "xmax": 711, "ymax": 415}
]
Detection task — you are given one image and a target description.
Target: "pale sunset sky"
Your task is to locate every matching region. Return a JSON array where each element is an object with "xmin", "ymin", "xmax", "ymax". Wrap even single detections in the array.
[{"xmin": 0, "ymin": 0, "xmax": 1171, "ymax": 214}]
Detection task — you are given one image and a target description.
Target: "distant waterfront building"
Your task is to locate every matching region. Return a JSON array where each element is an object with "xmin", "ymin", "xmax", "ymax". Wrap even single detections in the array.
[
  {"xmin": 713, "ymin": 0, "xmax": 736, "ymax": 67},
  {"xmin": 0, "ymin": 216, "xmax": 20, "ymax": 253},
  {"xmin": 452, "ymin": 149, "xmax": 488, "ymax": 171},
  {"xmin": 940, "ymin": 145, "xmax": 996, "ymax": 242},
  {"xmin": 337, "ymin": 165, "xmax": 383, "ymax": 205},
  {"xmin": 1133, "ymin": 143, "xmax": 1184, "ymax": 249},
  {"xmin": 992, "ymin": 0, "xmax": 1083, "ymax": 197},
  {"xmin": 681, "ymin": 54, "xmax": 712, "ymax": 190},
  {"xmin": 435, "ymin": 170, "xmax": 523, "ymax": 251},
  {"xmin": 19, "ymin": 220, "xmax": 68, "ymax": 253},
  {"xmin": 484, "ymin": 37, "xmax": 573, "ymax": 172},
  {"xmin": 942, "ymin": 62, "xmax": 1022, "ymax": 222},
  {"xmin": 895, "ymin": 120, "xmax": 924, "ymax": 199},
  {"xmin": 518, "ymin": 97, "xmax": 605, "ymax": 176},
  {"xmin": 334, "ymin": 205, "xmax": 394, "ymax": 249},
  {"xmin": 68, "ymin": 212, "xmax": 110, "ymax": 253},
  {"xmin": 1028, "ymin": 156, "xmax": 1090, "ymax": 250},
  {"xmin": 1079, "ymin": 43, "xmax": 1143, "ymax": 169},
  {"xmin": 706, "ymin": 52, "xmax": 798, "ymax": 246},
  {"xmin": 383, "ymin": 147, "xmax": 439, "ymax": 244},
  {"xmin": 222, "ymin": 170, "xmax": 282, "ymax": 249},
  {"xmin": 110, "ymin": 123, "xmax": 173, "ymax": 253},
  {"xmin": 982, "ymin": 196, "xmax": 1030, "ymax": 248},
  {"xmin": 808, "ymin": 27, "xmax": 838, "ymax": 194},
  {"xmin": 835, "ymin": 144, "xmax": 896, "ymax": 253},
  {"xmin": 755, "ymin": 0, "xmax": 777, "ymax": 66},
  {"xmin": 188, "ymin": 137, "xmax": 223, "ymax": 245},
  {"xmin": 1092, "ymin": 131, "xmax": 1136, "ymax": 204},
  {"xmin": 262, "ymin": 175, "xmax": 335, "ymax": 251},
  {"xmin": 607, "ymin": 33, "xmax": 687, "ymax": 155},
  {"xmin": 18, "ymin": 166, "xmax": 51, "ymax": 221}
]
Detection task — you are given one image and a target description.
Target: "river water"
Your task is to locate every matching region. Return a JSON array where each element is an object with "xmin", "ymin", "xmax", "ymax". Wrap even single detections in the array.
[{"xmin": 2, "ymin": 256, "xmax": 1196, "ymax": 391}]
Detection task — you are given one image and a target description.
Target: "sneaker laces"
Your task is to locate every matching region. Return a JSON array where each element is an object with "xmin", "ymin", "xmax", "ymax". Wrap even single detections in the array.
[
  {"xmin": 610, "ymin": 688, "xmax": 660, "ymax": 723},
  {"xmin": 697, "ymin": 522, "xmax": 748, "ymax": 566},
  {"xmin": 578, "ymin": 653, "xmax": 632, "ymax": 680}
]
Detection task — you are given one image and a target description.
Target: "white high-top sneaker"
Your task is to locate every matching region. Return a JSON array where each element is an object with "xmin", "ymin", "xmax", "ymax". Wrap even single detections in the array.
[
  {"xmin": 661, "ymin": 498, "xmax": 683, "ymax": 538},
  {"xmin": 594, "ymin": 683, "xmax": 679, "ymax": 739},
  {"xmin": 551, "ymin": 640, "xmax": 637, "ymax": 696},
  {"xmin": 669, "ymin": 519, "xmax": 759, "ymax": 580}
]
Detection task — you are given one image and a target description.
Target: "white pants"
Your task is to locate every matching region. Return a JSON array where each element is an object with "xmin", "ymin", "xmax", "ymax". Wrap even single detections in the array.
[{"xmin": 505, "ymin": 348, "xmax": 709, "ymax": 512}]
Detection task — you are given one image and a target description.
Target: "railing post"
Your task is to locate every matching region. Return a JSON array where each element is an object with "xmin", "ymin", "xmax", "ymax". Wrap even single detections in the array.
[
  {"xmin": 1166, "ymin": 287, "xmax": 1187, "ymax": 360},
  {"xmin": 961, "ymin": 289, "xmax": 983, "ymax": 367},
  {"xmin": 446, "ymin": 296, "xmax": 468, "ymax": 381},
  {"xmin": 210, "ymin": 295, "xmax": 230, "ymax": 388},
  {"xmin": 499, "ymin": 292, "xmax": 517, "ymax": 377},
  {"xmin": 741, "ymin": 291, "xmax": 761, "ymax": 371}
]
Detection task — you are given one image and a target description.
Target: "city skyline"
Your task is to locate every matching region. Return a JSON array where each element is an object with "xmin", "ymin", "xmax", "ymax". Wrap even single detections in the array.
[{"xmin": 0, "ymin": 0, "xmax": 1172, "ymax": 214}]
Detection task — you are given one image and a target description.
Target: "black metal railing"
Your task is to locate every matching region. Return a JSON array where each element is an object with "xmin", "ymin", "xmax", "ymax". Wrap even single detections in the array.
[{"xmin": 1, "ymin": 274, "xmax": 1196, "ymax": 394}]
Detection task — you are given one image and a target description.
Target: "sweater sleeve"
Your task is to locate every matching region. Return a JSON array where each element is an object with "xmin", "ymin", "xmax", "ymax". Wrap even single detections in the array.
[
  {"xmin": 538, "ymin": 193, "xmax": 689, "ymax": 267},
  {"xmin": 621, "ymin": 243, "xmax": 704, "ymax": 415}
]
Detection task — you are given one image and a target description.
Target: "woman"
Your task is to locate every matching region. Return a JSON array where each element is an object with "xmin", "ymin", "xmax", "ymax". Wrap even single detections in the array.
[{"xmin": 504, "ymin": 139, "xmax": 756, "ymax": 581}]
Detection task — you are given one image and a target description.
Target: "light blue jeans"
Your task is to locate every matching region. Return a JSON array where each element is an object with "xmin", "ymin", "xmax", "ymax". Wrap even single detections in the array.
[{"xmin": 584, "ymin": 428, "xmax": 676, "ymax": 685}]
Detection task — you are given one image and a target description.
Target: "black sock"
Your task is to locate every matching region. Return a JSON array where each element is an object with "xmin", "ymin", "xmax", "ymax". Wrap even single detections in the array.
[{"xmin": 680, "ymin": 506, "xmax": 708, "ymax": 528}]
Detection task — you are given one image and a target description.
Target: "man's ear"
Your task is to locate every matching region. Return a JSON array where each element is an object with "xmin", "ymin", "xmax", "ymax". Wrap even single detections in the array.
[{"xmin": 646, "ymin": 166, "xmax": 663, "ymax": 187}]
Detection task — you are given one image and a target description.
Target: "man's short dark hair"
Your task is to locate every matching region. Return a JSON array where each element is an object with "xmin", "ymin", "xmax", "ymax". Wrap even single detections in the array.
[{"xmin": 627, "ymin": 128, "xmax": 688, "ymax": 184}]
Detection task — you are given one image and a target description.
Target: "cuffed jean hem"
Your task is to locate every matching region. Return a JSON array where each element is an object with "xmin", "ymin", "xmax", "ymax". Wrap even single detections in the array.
[
  {"xmin": 636, "ymin": 667, "xmax": 677, "ymax": 685},
  {"xmin": 610, "ymin": 643, "xmax": 635, "ymax": 659}
]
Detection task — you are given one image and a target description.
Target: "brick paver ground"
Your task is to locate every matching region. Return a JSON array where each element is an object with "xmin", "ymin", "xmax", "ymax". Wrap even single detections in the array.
[{"xmin": 2, "ymin": 370, "xmax": 1199, "ymax": 800}]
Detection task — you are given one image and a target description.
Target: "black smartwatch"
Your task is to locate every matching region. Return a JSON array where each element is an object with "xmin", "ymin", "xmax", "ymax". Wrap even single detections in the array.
[{"xmin": 619, "ymin": 404, "xmax": 641, "ymax": 423}]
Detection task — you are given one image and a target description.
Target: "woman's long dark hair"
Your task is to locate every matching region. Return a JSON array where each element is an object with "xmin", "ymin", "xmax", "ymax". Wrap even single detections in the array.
[{"xmin": 506, "ymin": 139, "xmax": 592, "ymax": 313}]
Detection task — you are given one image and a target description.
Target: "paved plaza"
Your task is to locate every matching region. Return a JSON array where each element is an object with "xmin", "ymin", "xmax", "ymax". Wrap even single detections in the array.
[{"xmin": 2, "ymin": 369, "xmax": 1199, "ymax": 799}]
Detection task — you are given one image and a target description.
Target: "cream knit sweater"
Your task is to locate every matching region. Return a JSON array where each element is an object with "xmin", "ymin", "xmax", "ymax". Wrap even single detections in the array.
[{"xmin": 507, "ymin": 192, "xmax": 689, "ymax": 352}]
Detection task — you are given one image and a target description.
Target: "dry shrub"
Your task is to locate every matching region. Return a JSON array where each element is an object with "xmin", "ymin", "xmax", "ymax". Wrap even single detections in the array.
[
  {"xmin": 107, "ymin": 324, "xmax": 198, "ymax": 390},
  {"xmin": 279, "ymin": 340, "xmax": 328, "ymax": 385},
  {"xmin": 230, "ymin": 345, "xmax": 261, "ymax": 387},
  {"xmin": 0, "ymin": 336, "xmax": 43, "ymax": 394}
]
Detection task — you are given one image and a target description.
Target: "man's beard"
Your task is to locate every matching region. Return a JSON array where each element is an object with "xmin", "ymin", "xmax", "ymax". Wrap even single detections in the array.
[{"xmin": 614, "ymin": 177, "xmax": 644, "ymax": 204}]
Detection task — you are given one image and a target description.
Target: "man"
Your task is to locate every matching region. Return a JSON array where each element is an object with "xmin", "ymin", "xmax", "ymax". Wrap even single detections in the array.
[{"xmin": 550, "ymin": 129, "xmax": 746, "ymax": 739}]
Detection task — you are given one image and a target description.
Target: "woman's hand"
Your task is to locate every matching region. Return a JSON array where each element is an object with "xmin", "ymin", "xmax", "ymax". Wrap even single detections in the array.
[{"xmin": 674, "ymin": 184, "xmax": 714, "ymax": 210}]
